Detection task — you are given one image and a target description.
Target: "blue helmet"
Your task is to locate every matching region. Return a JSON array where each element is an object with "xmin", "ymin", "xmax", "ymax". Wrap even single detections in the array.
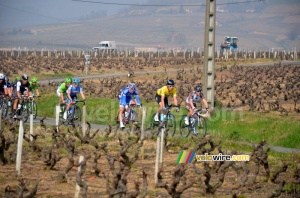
[
  {"xmin": 128, "ymin": 83, "xmax": 136, "ymax": 90},
  {"xmin": 72, "ymin": 78, "xmax": 80, "ymax": 84}
]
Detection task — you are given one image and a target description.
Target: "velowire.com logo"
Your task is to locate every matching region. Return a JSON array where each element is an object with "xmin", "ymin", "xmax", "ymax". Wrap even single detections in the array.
[{"xmin": 176, "ymin": 151, "xmax": 250, "ymax": 164}]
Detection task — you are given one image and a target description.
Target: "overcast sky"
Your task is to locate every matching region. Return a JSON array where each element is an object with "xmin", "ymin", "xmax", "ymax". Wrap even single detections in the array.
[{"xmin": 0, "ymin": 0, "xmax": 147, "ymax": 30}]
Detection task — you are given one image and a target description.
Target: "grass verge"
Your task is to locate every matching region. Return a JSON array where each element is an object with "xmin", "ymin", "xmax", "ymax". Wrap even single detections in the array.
[{"xmin": 36, "ymin": 95, "xmax": 300, "ymax": 149}]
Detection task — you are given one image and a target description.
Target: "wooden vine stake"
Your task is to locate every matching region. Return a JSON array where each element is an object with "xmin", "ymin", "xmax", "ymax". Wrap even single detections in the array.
[
  {"xmin": 81, "ymin": 105, "xmax": 87, "ymax": 137},
  {"xmin": 74, "ymin": 155, "xmax": 84, "ymax": 198},
  {"xmin": 16, "ymin": 120, "xmax": 24, "ymax": 175},
  {"xmin": 140, "ymin": 106, "xmax": 146, "ymax": 159}
]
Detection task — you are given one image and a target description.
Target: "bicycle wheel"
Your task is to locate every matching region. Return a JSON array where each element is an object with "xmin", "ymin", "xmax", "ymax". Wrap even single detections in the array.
[
  {"xmin": 30, "ymin": 101, "xmax": 37, "ymax": 119},
  {"xmin": 20, "ymin": 103, "xmax": 29, "ymax": 122},
  {"xmin": 128, "ymin": 110, "xmax": 138, "ymax": 131},
  {"xmin": 166, "ymin": 113, "xmax": 176, "ymax": 137},
  {"xmin": 179, "ymin": 115, "xmax": 191, "ymax": 138},
  {"xmin": 74, "ymin": 106, "xmax": 81, "ymax": 123},
  {"xmin": 197, "ymin": 116, "xmax": 207, "ymax": 137},
  {"xmin": 58, "ymin": 104, "xmax": 66, "ymax": 125},
  {"xmin": 1, "ymin": 100, "xmax": 8, "ymax": 119}
]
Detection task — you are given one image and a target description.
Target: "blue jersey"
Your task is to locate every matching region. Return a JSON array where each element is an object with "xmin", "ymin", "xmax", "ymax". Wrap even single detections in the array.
[
  {"xmin": 119, "ymin": 87, "xmax": 141, "ymax": 106},
  {"xmin": 68, "ymin": 85, "xmax": 83, "ymax": 98}
]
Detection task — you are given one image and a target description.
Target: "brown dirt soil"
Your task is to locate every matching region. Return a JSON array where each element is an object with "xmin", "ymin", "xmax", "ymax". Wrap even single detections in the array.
[{"xmin": 0, "ymin": 125, "xmax": 299, "ymax": 198}]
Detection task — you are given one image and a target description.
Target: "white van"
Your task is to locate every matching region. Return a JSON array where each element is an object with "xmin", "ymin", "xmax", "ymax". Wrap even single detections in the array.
[{"xmin": 92, "ymin": 41, "xmax": 116, "ymax": 50}]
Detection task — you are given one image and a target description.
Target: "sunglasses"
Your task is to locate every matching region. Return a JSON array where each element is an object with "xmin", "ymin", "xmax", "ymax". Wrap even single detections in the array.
[{"xmin": 168, "ymin": 85, "xmax": 174, "ymax": 88}]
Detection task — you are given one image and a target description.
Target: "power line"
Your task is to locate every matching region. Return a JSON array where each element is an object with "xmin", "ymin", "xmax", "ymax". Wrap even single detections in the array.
[{"xmin": 71, "ymin": 0, "xmax": 263, "ymax": 7}]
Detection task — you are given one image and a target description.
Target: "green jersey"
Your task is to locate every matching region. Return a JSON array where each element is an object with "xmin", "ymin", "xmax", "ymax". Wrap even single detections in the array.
[
  {"xmin": 29, "ymin": 81, "xmax": 39, "ymax": 90},
  {"xmin": 58, "ymin": 82, "xmax": 68, "ymax": 93}
]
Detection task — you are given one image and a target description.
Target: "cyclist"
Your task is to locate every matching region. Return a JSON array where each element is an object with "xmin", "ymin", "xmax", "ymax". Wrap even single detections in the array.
[
  {"xmin": 63, "ymin": 78, "xmax": 86, "ymax": 120},
  {"xmin": 0, "ymin": 73, "xmax": 11, "ymax": 97},
  {"xmin": 12, "ymin": 74, "xmax": 32, "ymax": 118},
  {"xmin": 154, "ymin": 79, "xmax": 179, "ymax": 122},
  {"xmin": 56, "ymin": 77, "xmax": 72, "ymax": 105},
  {"xmin": 118, "ymin": 82, "xmax": 141, "ymax": 129},
  {"xmin": 29, "ymin": 77, "xmax": 40, "ymax": 97},
  {"xmin": 184, "ymin": 85, "xmax": 209, "ymax": 134}
]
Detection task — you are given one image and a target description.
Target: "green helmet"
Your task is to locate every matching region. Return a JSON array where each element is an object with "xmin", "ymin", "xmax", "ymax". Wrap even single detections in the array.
[
  {"xmin": 15, "ymin": 76, "xmax": 20, "ymax": 81},
  {"xmin": 31, "ymin": 77, "xmax": 38, "ymax": 83},
  {"xmin": 65, "ymin": 77, "xmax": 72, "ymax": 83}
]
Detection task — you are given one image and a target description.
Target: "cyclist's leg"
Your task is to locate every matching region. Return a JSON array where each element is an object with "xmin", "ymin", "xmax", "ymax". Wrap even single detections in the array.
[
  {"xmin": 64, "ymin": 98, "xmax": 72, "ymax": 119},
  {"xmin": 12, "ymin": 89, "xmax": 19, "ymax": 117},
  {"xmin": 184, "ymin": 103, "xmax": 192, "ymax": 125},
  {"xmin": 119, "ymin": 104, "xmax": 125, "ymax": 128},
  {"xmin": 154, "ymin": 94, "xmax": 161, "ymax": 121}
]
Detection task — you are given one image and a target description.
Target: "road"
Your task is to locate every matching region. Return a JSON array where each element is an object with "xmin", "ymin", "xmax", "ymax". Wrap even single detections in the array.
[
  {"xmin": 32, "ymin": 60, "xmax": 300, "ymax": 154},
  {"xmin": 39, "ymin": 60, "xmax": 300, "ymax": 83}
]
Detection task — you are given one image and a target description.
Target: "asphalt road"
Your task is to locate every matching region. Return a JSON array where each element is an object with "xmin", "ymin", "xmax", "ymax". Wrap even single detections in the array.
[
  {"xmin": 39, "ymin": 60, "xmax": 300, "ymax": 84},
  {"xmin": 30, "ymin": 60, "xmax": 300, "ymax": 153}
]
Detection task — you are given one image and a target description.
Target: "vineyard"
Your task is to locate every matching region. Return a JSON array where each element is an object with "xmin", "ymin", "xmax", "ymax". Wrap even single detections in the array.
[{"xmin": 0, "ymin": 50, "xmax": 299, "ymax": 197}]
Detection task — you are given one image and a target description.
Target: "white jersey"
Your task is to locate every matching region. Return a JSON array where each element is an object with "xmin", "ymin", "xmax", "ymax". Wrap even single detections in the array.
[{"xmin": 185, "ymin": 91, "xmax": 204, "ymax": 104}]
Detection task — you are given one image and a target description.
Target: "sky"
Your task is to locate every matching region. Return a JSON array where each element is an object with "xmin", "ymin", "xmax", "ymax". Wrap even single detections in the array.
[{"xmin": 0, "ymin": 0, "xmax": 147, "ymax": 30}]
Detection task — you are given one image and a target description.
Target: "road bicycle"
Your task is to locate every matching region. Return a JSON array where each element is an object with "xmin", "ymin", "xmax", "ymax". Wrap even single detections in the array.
[
  {"xmin": 0, "ymin": 95, "xmax": 13, "ymax": 119},
  {"xmin": 59, "ymin": 100, "xmax": 85, "ymax": 126},
  {"xmin": 15, "ymin": 95, "xmax": 31, "ymax": 122},
  {"xmin": 179, "ymin": 108, "xmax": 208, "ymax": 138},
  {"xmin": 116, "ymin": 103, "xmax": 139, "ymax": 131},
  {"xmin": 149, "ymin": 105, "xmax": 178, "ymax": 137},
  {"xmin": 27, "ymin": 96, "xmax": 39, "ymax": 119}
]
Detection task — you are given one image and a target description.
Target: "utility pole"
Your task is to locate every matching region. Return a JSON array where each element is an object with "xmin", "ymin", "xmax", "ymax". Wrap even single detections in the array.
[{"xmin": 203, "ymin": 0, "xmax": 216, "ymax": 109}]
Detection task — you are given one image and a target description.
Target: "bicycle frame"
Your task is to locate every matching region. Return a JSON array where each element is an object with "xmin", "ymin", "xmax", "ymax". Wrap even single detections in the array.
[{"xmin": 151, "ymin": 104, "xmax": 178, "ymax": 137}]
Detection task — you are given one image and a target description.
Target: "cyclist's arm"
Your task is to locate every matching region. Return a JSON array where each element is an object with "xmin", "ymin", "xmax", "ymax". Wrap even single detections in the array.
[
  {"xmin": 188, "ymin": 93, "xmax": 195, "ymax": 109},
  {"xmin": 67, "ymin": 88, "xmax": 73, "ymax": 101},
  {"xmin": 59, "ymin": 84, "xmax": 66, "ymax": 103},
  {"xmin": 173, "ymin": 95, "xmax": 178, "ymax": 106},
  {"xmin": 35, "ymin": 89, "xmax": 40, "ymax": 97},
  {"xmin": 16, "ymin": 82, "xmax": 21, "ymax": 98},
  {"xmin": 80, "ymin": 91, "xmax": 86, "ymax": 101},
  {"xmin": 172, "ymin": 88, "xmax": 178, "ymax": 106},
  {"xmin": 202, "ymin": 98, "xmax": 209, "ymax": 109},
  {"xmin": 134, "ymin": 90, "xmax": 141, "ymax": 105}
]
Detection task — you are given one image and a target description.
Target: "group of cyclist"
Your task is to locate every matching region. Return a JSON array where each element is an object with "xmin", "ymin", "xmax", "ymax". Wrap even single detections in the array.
[
  {"xmin": 57, "ymin": 77, "xmax": 86, "ymax": 120},
  {"xmin": 116, "ymin": 79, "xmax": 209, "ymax": 135},
  {"xmin": 0, "ymin": 73, "xmax": 40, "ymax": 118},
  {"xmin": 1, "ymin": 72, "xmax": 209, "ymax": 135}
]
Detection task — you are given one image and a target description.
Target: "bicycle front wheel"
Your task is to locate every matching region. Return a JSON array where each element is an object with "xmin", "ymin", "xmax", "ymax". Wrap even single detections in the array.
[
  {"xmin": 197, "ymin": 116, "xmax": 207, "ymax": 137},
  {"xmin": 1, "ymin": 100, "xmax": 8, "ymax": 119},
  {"xmin": 150, "ymin": 113, "xmax": 160, "ymax": 130},
  {"xmin": 128, "ymin": 110, "xmax": 139, "ymax": 131},
  {"xmin": 179, "ymin": 115, "xmax": 191, "ymax": 138},
  {"xmin": 20, "ymin": 103, "xmax": 29, "ymax": 122},
  {"xmin": 74, "ymin": 106, "xmax": 81, "ymax": 122},
  {"xmin": 30, "ymin": 101, "xmax": 37, "ymax": 119},
  {"xmin": 166, "ymin": 113, "xmax": 176, "ymax": 137}
]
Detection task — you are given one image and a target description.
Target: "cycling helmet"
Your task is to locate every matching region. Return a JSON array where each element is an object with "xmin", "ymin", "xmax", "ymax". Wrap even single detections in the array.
[
  {"xmin": 15, "ymin": 76, "xmax": 20, "ymax": 81},
  {"xmin": 22, "ymin": 74, "xmax": 29, "ymax": 80},
  {"xmin": 65, "ymin": 77, "xmax": 72, "ymax": 83},
  {"xmin": 0, "ymin": 73, "xmax": 4, "ymax": 80},
  {"xmin": 128, "ymin": 82, "xmax": 136, "ymax": 89},
  {"xmin": 166, "ymin": 79, "xmax": 175, "ymax": 86},
  {"xmin": 194, "ymin": 85, "xmax": 202, "ymax": 92},
  {"xmin": 72, "ymin": 78, "xmax": 80, "ymax": 84},
  {"xmin": 31, "ymin": 77, "xmax": 38, "ymax": 83}
]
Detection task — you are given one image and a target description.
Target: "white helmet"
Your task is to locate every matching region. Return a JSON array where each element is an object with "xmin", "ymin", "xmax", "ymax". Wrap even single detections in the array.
[{"xmin": 0, "ymin": 73, "xmax": 4, "ymax": 80}]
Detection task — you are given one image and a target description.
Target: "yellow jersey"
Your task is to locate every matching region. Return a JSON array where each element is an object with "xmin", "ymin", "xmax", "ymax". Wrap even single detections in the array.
[{"xmin": 157, "ymin": 86, "xmax": 177, "ymax": 97}]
